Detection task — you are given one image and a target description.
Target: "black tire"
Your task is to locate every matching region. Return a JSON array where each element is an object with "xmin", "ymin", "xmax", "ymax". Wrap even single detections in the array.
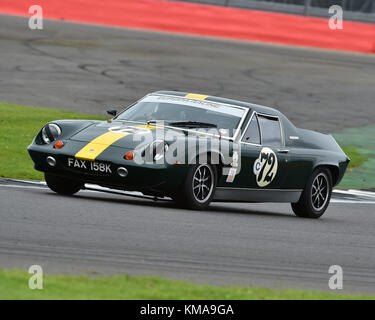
[
  {"xmin": 172, "ymin": 163, "xmax": 217, "ymax": 210},
  {"xmin": 44, "ymin": 173, "xmax": 83, "ymax": 195},
  {"xmin": 291, "ymin": 167, "xmax": 332, "ymax": 219}
]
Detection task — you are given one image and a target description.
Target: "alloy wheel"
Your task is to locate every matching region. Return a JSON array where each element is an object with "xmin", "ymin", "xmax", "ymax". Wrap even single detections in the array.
[
  {"xmin": 192, "ymin": 164, "xmax": 214, "ymax": 203},
  {"xmin": 311, "ymin": 173, "xmax": 329, "ymax": 211}
]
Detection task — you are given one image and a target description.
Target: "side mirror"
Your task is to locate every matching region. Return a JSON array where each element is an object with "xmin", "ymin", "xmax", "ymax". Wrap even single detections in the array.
[{"xmin": 107, "ymin": 109, "xmax": 117, "ymax": 117}]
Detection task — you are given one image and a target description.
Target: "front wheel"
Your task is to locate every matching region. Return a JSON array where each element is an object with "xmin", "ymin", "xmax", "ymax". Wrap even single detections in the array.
[
  {"xmin": 45, "ymin": 173, "xmax": 83, "ymax": 195},
  {"xmin": 291, "ymin": 168, "xmax": 332, "ymax": 219},
  {"xmin": 172, "ymin": 163, "xmax": 217, "ymax": 210}
]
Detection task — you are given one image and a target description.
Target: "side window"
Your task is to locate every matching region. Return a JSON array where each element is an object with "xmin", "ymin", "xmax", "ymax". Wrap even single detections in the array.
[
  {"xmin": 258, "ymin": 115, "xmax": 282, "ymax": 147},
  {"xmin": 242, "ymin": 114, "xmax": 260, "ymax": 144}
]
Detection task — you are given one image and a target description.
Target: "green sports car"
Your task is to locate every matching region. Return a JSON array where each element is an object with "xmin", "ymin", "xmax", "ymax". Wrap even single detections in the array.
[{"xmin": 28, "ymin": 91, "xmax": 350, "ymax": 218}]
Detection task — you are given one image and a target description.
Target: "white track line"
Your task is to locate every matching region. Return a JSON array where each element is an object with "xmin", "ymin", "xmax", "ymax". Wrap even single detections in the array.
[
  {"xmin": 346, "ymin": 190, "xmax": 375, "ymax": 198},
  {"xmin": 331, "ymin": 199, "xmax": 375, "ymax": 204},
  {"xmin": 0, "ymin": 184, "xmax": 47, "ymax": 190},
  {"xmin": 334, "ymin": 189, "xmax": 375, "ymax": 197},
  {"xmin": 0, "ymin": 182, "xmax": 162, "ymax": 200},
  {"xmin": 2, "ymin": 178, "xmax": 47, "ymax": 185}
]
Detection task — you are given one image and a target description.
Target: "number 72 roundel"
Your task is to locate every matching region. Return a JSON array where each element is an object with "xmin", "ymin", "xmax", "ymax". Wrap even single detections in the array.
[{"xmin": 253, "ymin": 147, "xmax": 278, "ymax": 187}]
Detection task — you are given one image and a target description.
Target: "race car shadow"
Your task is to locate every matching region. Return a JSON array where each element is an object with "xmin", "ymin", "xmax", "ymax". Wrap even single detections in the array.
[
  {"xmin": 207, "ymin": 204, "xmax": 294, "ymax": 218},
  {"xmin": 46, "ymin": 191, "xmax": 330, "ymax": 220},
  {"xmin": 70, "ymin": 192, "xmax": 176, "ymax": 209},
  {"xmin": 57, "ymin": 191, "xmax": 294, "ymax": 218}
]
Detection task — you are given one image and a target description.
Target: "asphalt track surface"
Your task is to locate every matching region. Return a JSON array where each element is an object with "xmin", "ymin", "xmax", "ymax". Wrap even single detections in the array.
[
  {"xmin": 1, "ymin": 179, "xmax": 375, "ymax": 294},
  {"xmin": 1, "ymin": 15, "xmax": 375, "ymax": 294}
]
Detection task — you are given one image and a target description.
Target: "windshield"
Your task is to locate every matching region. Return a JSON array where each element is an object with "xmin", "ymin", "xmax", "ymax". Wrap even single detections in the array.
[{"xmin": 115, "ymin": 95, "xmax": 246, "ymax": 137}]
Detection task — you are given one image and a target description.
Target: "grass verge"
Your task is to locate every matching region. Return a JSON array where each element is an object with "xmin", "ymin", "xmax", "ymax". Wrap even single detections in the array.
[
  {"xmin": 0, "ymin": 102, "xmax": 106, "ymax": 180},
  {"xmin": 341, "ymin": 146, "xmax": 367, "ymax": 169},
  {"xmin": 0, "ymin": 269, "xmax": 374, "ymax": 300},
  {"xmin": 333, "ymin": 125, "xmax": 375, "ymax": 190}
]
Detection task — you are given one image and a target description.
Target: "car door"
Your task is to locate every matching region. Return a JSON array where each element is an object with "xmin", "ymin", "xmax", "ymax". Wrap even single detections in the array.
[
  {"xmin": 236, "ymin": 112, "xmax": 289, "ymax": 189},
  {"xmin": 227, "ymin": 112, "xmax": 262, "ymax": 188}
]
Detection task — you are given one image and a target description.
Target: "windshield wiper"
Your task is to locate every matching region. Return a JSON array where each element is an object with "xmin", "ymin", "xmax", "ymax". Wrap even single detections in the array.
[
  {"xmin": 147, "ymin": 120, "xmax": 174, "ymax": 125},
  {"xmin": 168, "ymin": 121, "xmax": 217, "ymax": 128}
]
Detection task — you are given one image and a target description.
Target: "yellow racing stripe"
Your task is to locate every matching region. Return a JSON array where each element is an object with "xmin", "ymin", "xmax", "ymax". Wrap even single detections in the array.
[
  {"xmin": 185, "ymin": 93, "xmax": 209, "ymax": 100},
  {"xmin": 134, "ymin": 124, "xmax": 157, "ymax": 130},
  {"xmin": 74, "ymin": 125, "xmax": 159, "ymax": 161},
  {"xmin": 75, "ymin": 131, "xmax": 128, "ymax": 161}
]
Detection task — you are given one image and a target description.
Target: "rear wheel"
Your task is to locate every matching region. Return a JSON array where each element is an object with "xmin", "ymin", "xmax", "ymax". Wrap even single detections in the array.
[
  {"xmin": 172, "ymin": 163, "xmax": 217, "ymax": 210},
  {"xmin": 45, "ymin": 173, "xmax": 83, "ymax": 195},
  {"xmin": 291, "ymin": 168, "xmax": 332, "ymax": 219}
]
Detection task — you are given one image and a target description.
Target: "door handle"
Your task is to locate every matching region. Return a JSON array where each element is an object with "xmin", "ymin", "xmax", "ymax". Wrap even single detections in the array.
[{"xmin": 277, "ymin": 149, "xmax": 289, "ymax": 154}]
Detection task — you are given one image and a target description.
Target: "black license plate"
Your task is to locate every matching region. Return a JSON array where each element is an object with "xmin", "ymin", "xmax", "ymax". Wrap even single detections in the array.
[{"xmin": 67, "ymin": 158, "xmax": 112, "ymax": 174}]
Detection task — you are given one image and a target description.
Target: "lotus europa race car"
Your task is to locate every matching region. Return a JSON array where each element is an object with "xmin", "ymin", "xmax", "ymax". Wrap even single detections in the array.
[{"xmin": 28, "ymin": 91, "xmax": 350, "ymax": 218}]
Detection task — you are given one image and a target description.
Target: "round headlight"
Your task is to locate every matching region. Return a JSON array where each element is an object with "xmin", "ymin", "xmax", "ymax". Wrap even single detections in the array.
[
  {"xmin": 41, "ymin": 124, "xmax": 61, "ymax": 144},
  {"xmin": 145, "ymin": 140, "xmax": 168, "ymax": 161}
]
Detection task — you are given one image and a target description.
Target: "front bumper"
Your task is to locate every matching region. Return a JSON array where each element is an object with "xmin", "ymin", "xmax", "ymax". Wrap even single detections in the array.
[{"xmin": 28, "ymin": 142, "xmax": 189, "ymax": 193}]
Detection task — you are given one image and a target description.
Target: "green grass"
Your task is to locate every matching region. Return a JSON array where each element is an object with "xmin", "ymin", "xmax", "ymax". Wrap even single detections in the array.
[
  {"xmin": 0, "ymin": 269, "xmax": 373, "ymax": 300},
  {"xmin": 0, "ymin": 102, "xmax": 106, "ymax": 180},
  {"xmin": 341, "ymin": 146, "xmax": 367, "ymax": 169},
  {"xmin": 333, "ymin": 125, "xmax": 375, "ymax": 190}
]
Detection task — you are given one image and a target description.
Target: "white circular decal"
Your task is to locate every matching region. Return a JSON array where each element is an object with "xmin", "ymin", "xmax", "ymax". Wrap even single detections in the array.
[
  {"xmin": 253, "ymin": 147, "xmax": 278, "ymax": 187},
  {"xmin": 108, "ymin": 126, "xmax": 150, "ymax": 135}
]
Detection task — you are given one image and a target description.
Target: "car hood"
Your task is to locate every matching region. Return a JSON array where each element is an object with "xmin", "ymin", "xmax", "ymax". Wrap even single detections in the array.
[{"xmin": 69, "ymin": 121, "xmax": 185, "ymax": 149}]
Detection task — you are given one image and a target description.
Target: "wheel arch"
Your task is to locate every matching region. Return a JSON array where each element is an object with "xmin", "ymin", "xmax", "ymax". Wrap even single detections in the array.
[
  {"xmin": 192, "ymin": 151, "xmax": 226, "ymax": 181},
  {"xmin": 312, "ymin": 163, "xmax": 340, "ymax": 187}
]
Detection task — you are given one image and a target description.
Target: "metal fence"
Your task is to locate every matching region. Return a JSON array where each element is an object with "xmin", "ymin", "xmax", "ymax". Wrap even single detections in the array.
[
  {"xmin": 257, "ymin": 0, "xmax": 375, "ymax": 13},
  {"xmin": 175, "ymin": 0, "xmax": 375, "ymax": 23}
]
